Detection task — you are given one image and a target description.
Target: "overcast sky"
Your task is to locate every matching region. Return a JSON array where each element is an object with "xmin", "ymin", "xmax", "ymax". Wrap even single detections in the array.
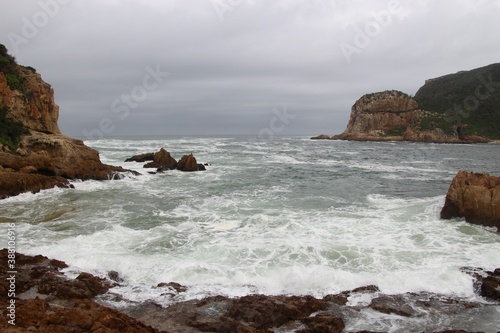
[{"xmin": 1, "ymin": 0, "xmax": 499, "ymax": 138}]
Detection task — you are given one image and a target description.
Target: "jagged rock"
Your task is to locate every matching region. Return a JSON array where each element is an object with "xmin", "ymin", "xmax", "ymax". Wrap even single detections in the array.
[
  {"xmin": 440, "ymin": 171, "xmax": 500, "ymax": 231},
  {"xmin": 177, "ymin": 153, "xmax": 200, "ymax": 172},
  {"xmin": 144, "ymin": 148, "xmax": 177, "ymax": 169},
  {"xmin": 125, "ymin": 152, "xmax": 155, "ymax": 163},
  {"xmin": 311, "ymin": 134, "xmax": 331, "ymax": 140}
]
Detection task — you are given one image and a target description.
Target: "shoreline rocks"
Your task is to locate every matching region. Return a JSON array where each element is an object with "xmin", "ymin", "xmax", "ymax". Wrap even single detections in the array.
[
  {"xmin": 441, "ymin": 171, "xmax": 500, "ymax": 231},
  {"xmin": 2, "ymin": 250, "xmax": 498, "ymax": 333}
]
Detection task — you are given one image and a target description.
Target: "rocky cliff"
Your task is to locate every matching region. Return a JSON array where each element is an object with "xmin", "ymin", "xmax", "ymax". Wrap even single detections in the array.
[
  {"xmin": 0, "ymin": 45, "xmax": 129, "ymax": 198},
  {"xmin": 328, "ymin": 63, "xmax": 500, "ymax": 143},
  {"xmin": 331, "ymin": 90, "xmax": 489, "ymax": 143}
]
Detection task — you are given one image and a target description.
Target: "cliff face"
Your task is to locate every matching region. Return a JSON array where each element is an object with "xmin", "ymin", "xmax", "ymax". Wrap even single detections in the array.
[
  {"xmin": 332, "ymin": 90, "xmax": 470, "ymax": 142},
  {"xmin": 0, "ymin": 68, "xmax": 60, "ymax": 134},
  {"xmin": 0, "ymin": 45, "xmax": 128, "ymax": 198}
]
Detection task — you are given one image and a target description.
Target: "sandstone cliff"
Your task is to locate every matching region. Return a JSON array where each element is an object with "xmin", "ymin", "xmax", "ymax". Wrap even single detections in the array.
[
  {"xmin": 0, "ymin": 45, "xmax": 129, "ymax": 198},
  {"xmin": 327, "ymin": 63, "xmax": 500, "ymax": 143},
  {"xmin": 331, "ymin": 90, "xmax": 489, "ymax": 143},
  {"xmin": 441, "ymin": 171, "xmax": 500, "ymax": 231}
]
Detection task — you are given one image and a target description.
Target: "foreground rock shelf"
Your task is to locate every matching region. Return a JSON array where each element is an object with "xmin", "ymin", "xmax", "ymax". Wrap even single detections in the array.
[{"xmin": 1, "ymin": 250, "xmax": 499, "ymax": 333}]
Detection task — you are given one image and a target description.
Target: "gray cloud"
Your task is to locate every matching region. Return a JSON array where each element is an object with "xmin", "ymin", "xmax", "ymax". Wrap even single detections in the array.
[{"xmin": 1, "ymin": 0, "xmax": 499, "ymax": 138}]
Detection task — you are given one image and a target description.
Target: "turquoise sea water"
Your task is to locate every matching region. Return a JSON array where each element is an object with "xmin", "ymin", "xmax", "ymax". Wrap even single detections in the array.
[{"xmin": 1, "ymin": 136, "xmax": 499, "ymax": 331}]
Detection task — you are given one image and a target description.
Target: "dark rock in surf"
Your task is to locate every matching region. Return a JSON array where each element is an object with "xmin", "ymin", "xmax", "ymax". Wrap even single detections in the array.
[
  {"xmin": 125, "ymin": 152, "xmax": 154, "ymax": 163},
  {"xmin": 369, "ymin": 295, "xmax": 417, "ymax": 317},
  {"xmin": 480, "ymin": 269, "xmax": 500, "ymax": 301}
]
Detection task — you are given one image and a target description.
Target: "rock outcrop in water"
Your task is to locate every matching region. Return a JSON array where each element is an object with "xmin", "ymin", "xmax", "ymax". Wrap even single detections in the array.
[
  {"xmin": 330, "ymin": 90, "xmax": 490, "ymax": 143},
  {"xmin": 441, "ymin": 171, "xmax": 500, "ymax": 231},
  {"xmin": 2, "ymin": 250, "xmax": 497, "ymax": 333},
  {"xmin": 320, "ymin": 64, "xmax": 500, "ymax": 143},
  {"xmin": 126, "ymin": 148, "xmax": 206, "ymax": 172},
  {"xmin": 0, "ymin": 45, "xmax": 130, "ymax": 199}
]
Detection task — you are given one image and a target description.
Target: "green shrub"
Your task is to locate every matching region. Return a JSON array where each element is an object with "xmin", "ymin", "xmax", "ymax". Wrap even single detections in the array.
[
  {"xmin": 5, "ymin": 73, "xmax": 20, "ymax": 90},
  {"xmin": 0, "ymin": 105, "xmax": 27, "ymax": 150},
  {"xmin": 384, "ymin": 127, "xmax": 406, "ymax": 136}
]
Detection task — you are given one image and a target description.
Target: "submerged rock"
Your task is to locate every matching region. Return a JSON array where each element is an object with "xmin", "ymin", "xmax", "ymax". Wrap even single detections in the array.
[{"xmin": 440, "ymin": 170, "xmax": 500, "ymax": 231}]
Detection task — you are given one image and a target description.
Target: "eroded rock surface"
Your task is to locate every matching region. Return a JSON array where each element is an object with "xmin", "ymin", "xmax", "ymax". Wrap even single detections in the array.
[{"xmin": 441, "ymin": 171, "xmax": 500, "ymax": 231}]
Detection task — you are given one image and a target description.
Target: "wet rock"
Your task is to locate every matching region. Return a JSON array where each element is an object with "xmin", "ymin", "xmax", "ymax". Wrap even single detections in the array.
[
  {"xmin": 125, "ymin": 152, "xmax": 155, "ymax": 162},
  {"xmin": 369, "ymin": 294, "xmax": 417, "ymax": 317},
  {"xmin": 108, "ymin": 270, "xmax": 123, "ymax": 282},
  {"xmin": 441, "ymin": 171, "xmax": 500, "ymax": 231},
  {"xmin": 480, "ymin": 269, "xmax": 500, "ymax": 301},
  {"xmin": 299, "ymin": 313, "xmax": 345, "ymax": 333},
  {"xmin": 156, "ymin": 282, "xmax": 188, "ymax": 293},
  {"xmin": 177, "ymin": 153, "xmax": 200, "ymax": 172},
  {"xmin": 0, "ymin": 249, "xmax": 158, "ymax": 333}
]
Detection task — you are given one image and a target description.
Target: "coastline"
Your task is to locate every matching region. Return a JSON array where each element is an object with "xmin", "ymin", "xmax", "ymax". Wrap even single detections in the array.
[{"xmin": 2, "ymin": 250, "xmax": 499, "ymax": 333}]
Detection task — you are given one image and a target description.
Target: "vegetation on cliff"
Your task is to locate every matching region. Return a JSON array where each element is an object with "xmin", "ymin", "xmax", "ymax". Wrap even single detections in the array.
[
  {"xmin": 414, "ymin": 63, "xmax": 500, "ymax": 139},
  {"xmin": 0, "ymin": 44, "xmax": 35, "ymax": 92},
  {"xmin": 0, "ymin": 104, "xmax": 27, "ymax": 149}
]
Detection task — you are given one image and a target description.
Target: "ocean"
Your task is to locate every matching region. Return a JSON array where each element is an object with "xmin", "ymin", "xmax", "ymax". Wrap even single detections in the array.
[{"xmin": 1, "ymin": 136, "xmax": 500, "ymax": 331}]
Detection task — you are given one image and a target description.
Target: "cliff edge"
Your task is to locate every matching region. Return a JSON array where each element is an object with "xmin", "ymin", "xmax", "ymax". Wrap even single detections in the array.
[
  {"xmin": 328, "ymin": 63, "xmax": 500, "ymax": 143},
  {"xmin": 0, "ymin": 45, "xmax": 129, "ymax": 198}
]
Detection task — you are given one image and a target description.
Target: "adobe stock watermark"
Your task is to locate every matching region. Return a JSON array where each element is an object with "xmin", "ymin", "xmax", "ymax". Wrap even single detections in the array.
[
  {"xmin": 210, "ymin": 0, "xmax": 255, "ymax": 22},
  {"xmin": 7, "ymin": 0, "xmax": 70, "ymax": 55},
  {"xmin": 82, "ymin": 65, "xmax": 169, "ymax": 140},
  {"xmin": 339, "ymin": 0, "xmax": 404, "ymax": 64},
  {"xmin": 444, "ymin": 73, "xmax": 500, "ymax": 125},
  {"xmin": 6, "ymin": 222, "xmax": 17, "ymax": 326},
  {"xmin": 249, "ymin": 106, "xmax": 295, "ymax": 142}
]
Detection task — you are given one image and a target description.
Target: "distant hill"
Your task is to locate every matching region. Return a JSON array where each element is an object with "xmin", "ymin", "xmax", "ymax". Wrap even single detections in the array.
[{"xmin": 414, "ymin": 63, "xmax": 500, "ymax": 139}]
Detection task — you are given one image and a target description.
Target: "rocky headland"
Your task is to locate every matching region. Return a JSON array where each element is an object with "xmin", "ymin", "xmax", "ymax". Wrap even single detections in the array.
[
  {"xmin": 0, "ymin": 45, "xmax": 132, "ymax": 199},
  {"xmin": 317, "ymin": 63, "xmax": 500, "ymax": 143},
  {"xmin": 441, "ymin": 171, "xmax": 500, "ymax": 232},
  {"xmin": 1, "ymin": 250, "xmax": 499, "ymax": 333}
]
